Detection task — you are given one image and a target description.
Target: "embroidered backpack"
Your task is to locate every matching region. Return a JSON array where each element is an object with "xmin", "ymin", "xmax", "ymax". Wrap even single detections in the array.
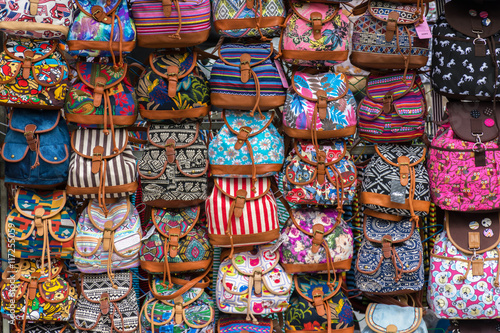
[
  {"xmin": 216, "ymin": 245, "xmax": 293, "ymax": 320},
  {"xmin": 0, "ymin": 37, "xmax": 69, "ymax": 109},
  {"xmin": 1, "ymin": 108, "xmax": 70, "ymax": 187},
  {"xmin": 282, "ymin": 140, "xmax": 357, "ymax": 206},
  {"xmin": 283, "ymin": 70, "xmax": 357, "ymax": 139},
  {"xmin": 136, "ymin": 51, "xmax": 210, "ymax": 121},
  {"xmin": 131, "ymin": 0, "xmax": 211, "ymax": 48},
  {"xmin": 357, "ymin": 72, "xmax": 427, "ymax": 143},
  {"xmin": 218, "ymin": 317, "xmax": 272, "ymax": 333},
  {"xmin": 210, "ymin": 43, "xmax": 286, "ymax": 114},
  {"xmin": 360, "ymin": 145, "xmax": 430, "ymax": 222},
  {"xmin": 362, "ymin": 304, "xmax": 428, "ymax": 333},
  {"xmin": 209, "ymin": 110, "xmax": 284, "ymax": 180},
  {"xmin": 65, "ymin": 62, "xmax": 137, "ymax": 128},
  {"xmin": 73, "ymin": 272, "xmax": 139, "ymax": 332},
  {"xmin": 0, "ymin": 0, "xmax": 74, "ymax": 39},
  {"xmin": 280, "ymin": 1, "xmax": 350, "ymax": 67},
  {"xmin": 137, "ymin": 122, "xmax": 208, "ymax": 208}
]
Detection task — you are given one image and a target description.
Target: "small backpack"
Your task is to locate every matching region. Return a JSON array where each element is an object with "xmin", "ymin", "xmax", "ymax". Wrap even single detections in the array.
[
  {"xmin": 1, "ymin": 108, "xmax": 70, "ymax": 187},
  {"xmin": 218, "ymin": 317, "xmax": 272, "ymax": 333},
  {"xmin": 280, "ymin": 1, "xmax": 350, "ymax": 67},
  {"xmin": 363, "ymin": 304, "xmax": 428, "ymax": 333},
  {"xmin": 0, "ymin": 37, "xmax": 69, "ymax": 109},
  {"xmin": 136, "ymin": 50, "xmax": 210, "ymax": 121},
  {"xmin": 131, "ymin": 0, "xmax": 211, "ymax": 48},
  {"xmin": 15, "ymin": 323, "xmax": 73, "ymax": 333},
  {"xmin": 357, "ymin": 71, "xmax": 427, "ymax": 143}
]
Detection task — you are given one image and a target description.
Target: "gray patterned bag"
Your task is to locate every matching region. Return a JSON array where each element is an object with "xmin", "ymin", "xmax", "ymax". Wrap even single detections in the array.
[{"xmin": 18, "ymin": 323, "xmax": 72, "ymax": 333}]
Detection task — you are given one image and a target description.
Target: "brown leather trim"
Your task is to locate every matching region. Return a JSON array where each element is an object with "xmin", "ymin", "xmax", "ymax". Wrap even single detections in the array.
[
  {"xmin": 214, "ymin": 16, "xmax": 285, "ymax": 31},
  {"xmin": 219, "ymin": 42, "xmax": 274, "ymax": 68},
  {"xmin": 294, "ymin": 275, "xmax": 342, "ymax": 303},
  {"xmin": 9, "ymin": 109, "xmax": 60, "ymax": 134},
  {"xmin": 284, "ymin": 126, "xmax": 356, "ymax": 140},
  {"xmin": 208, "ymin": 229, "xmax": 279, "ymax": 246},
  {"xmin": 0, "ymin": 22, "xmax": 69, "ymax": 36},
  {"xmin": 214, "ymin": 178, "xmax": 270, "ymax": 200},
  {"xmin": 142, "ymin": 198, "xmax": 205, "ymax": 209},
  {"xmin": 359, "ymin": 192, "xmax": 430, "ymax": 214},
  {"xmin": 149, "ymin": 51, "xmax": 197, "ymax": 81},
  {"xmin": 71, "ymin": 129, "xmax": 129, "ymax": 159},
  {"xmin": 1, "ymin": 143, "xmax": 29, "ymax": 162},
  {"xmin": 146, "ymin": 122, "xmax": 200, "ymax": 149},
  {"xmin": 290, "ymin": 4, "xmax": 339, "ymax": 24},
  {"xmin": 223, "ymin": 109, "xmax": 273, "ymax": 137},
  {"xmin": 368, "ymin": 1, "xmax": 420, "ymax": 24},
  {"xmin": 152, "ymin": 206, "xmax": 200, "ymax": 239},
  {"xmin": 139, "ymin": 105, "xmax": 210, "ymax": 120},
  {"xmin": 80, "ymin": 271, "xmax": 133, "ymax": 303},
  {"xmin": 291, "ymin": 69, "xmax": 348, "ymax": 102},
  {"xmin": 286, "ymin": 328, "xmax": 354, "ymax": 333},
  {"xmin": 363, "ymin": 214, "xmax": 413, "ymax": 244},
  {"xmin": 211, "ymin": 94, "xmax": 285, "ymax": 111},
  {"xmin": 88, "ymin": 197, "xmax": 131, "ymax": 232},
  {"xmin": 363, "ymin": 209, "xmax": 403, "ymax": 222},
  {"xmin": 75, "ymin": 0, "xmax": 121, "ymax": 18},
  {"xmin": 364, "ymin": 72, "xmax": 416, "ymax": 104},
  {"xmin": 140, "ymin": 259, "xmax": 212, "ymax": 274},
  {"xmin": 281, "ymin": 258, "xmax": 352, "ymax": 273},
  {"xmin": 76, "ymin": 62, "xmax": 127, "ymax": 90},
  {"xmin": 67, "ymin": 40, "xmax": 136, "ymax": 52},
  {"xmin": 150, "ymin": 267, "xmax": 211, "ymax": 300},
  {"xmin": 38, "ymin": 279, "xmax": 70, "ymax": 304},
  {"xmin": 365, "ymin": 303, "xmax": 422, "ymax": 333},
  {"xmin": 282, "ymin": 50, "xmax": 348, "ymax": 61},
  {"xmin": 137, "ymin": 30, "xmax": 210, "ymax": 48},
  {"xmin": 14, "ymin": 188, "xmax": 66, "ymax": 220},
  {"xmin": 350, "ymin": 53, "xmax": 428, "ymax": 71},
  {"xmin": 66, "ymin": 113, "xmax": 138, "ymax": 126},
  {"xmin": 374, "ymin": 145, "xmax": 426, "ymax": 168},
  {"xmin": 210, "ymin": 164, "xmax": 283, "ymax": 176},
  {"xmin": 66, "ymin": 182, "xmax": 138, "ymax": 196}
]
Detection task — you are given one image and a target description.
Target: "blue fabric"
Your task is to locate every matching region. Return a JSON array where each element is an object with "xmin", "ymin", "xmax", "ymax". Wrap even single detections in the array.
[{"xmin": 362, "ymin": 304, "xmax": 428, "ymax": 333}]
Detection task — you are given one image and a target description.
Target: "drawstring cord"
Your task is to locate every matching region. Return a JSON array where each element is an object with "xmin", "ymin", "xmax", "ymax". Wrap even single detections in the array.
[{"xmin": 168, "ymin": 0, "xmax": 183, "ymax": 39}]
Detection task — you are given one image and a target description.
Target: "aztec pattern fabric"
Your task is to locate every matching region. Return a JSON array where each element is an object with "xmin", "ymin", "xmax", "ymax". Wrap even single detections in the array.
[
  {"xmin": 360, "ymin": 144, "xmax": 430, "ymax": 220},
  {"xmin": 0, "ymin": 37, "xmax": 69, "ymax": 109},
  {"xmin": 286, "ymin": 275, "xmax": 355, "ymax": 333},
  {"xmin": 357, "ymin": 72, "xmax": 427, "ymax": 143},
  {"xmin": 1, "ymin": 108, "xmax": 70, "ymax": 187},
  {"xmin": 74, "ymin": 198, "xmax": 142, "ymax": 275},
  {"xmin": 362, "ymin": 304, "xmax": 427, "ymax": 333},
  {"xmin": 6, "ymin": 188, "xmax": 76, "ymax": 261},
  {"xmin": 281, "ymin": 1, "xmax": 350, "ymax": 67},
  {"xmin": 137, "ymin": 122, "xmax": 208, "ymax": 208},
  {"xmin": 218, "ymin": 317, "xmax": 272, "ymax": 333},
  {"xmin": 355, "ymin": 215, "xmax": 424, "ymax": 294},
  {"xmin": 17, "ymin": 323, "xmax": 72, "ymax": 333},
  {"xmin": 67, "ymin": 0, "xmax": 136, "ymax": 58},
  {"xmin": 137, "ymin": 51, "xmax": 210, "ymax": 121},
  {"xmin": 73, "ymin": 272, "xmax": 139, "ymax": 332},
  {"xmin": 282, "ymin": 140, "xmax": 357, "ymax": 206},
  {"xmin": 351, "ymin": 1, "xmax": 429, "ymax": 70},
  {"xmin": 0, "ymin": 0, "xmax": 74, "ymax": 39},
  {"xmin": 283, "ymin": 70, "xmax": 357, "ymax": 139},
  {"xmin": 216, "ymin": 245, "xmax": 293, "ymax": 318},
  {"xmin": 210, "ymin": 43, "xmax": 286, "ymax": 112},
  {"xmin": 209, "ymin": 110, "xmax": 284, "ymax": 178},
  {"xmin": 0, "ymin": 259, "xmax": 77, "ymax": 322},
  {"xmin": 140, "ymin": 206, "xmax": 213, "ymax": 274},
  {"xmin": 206, "ymin": 177, "xmax": 279, "ymax": 247},
  {"xmin": 65, "ymin": 62, "xmax": 137, "ymax": 128},
  {"xmin": 131, "ymin": 0, "xmax": 211, "ymax": 48},
  {"xmin": 212, "ymin": 0, "xmax": 285, "ymax": 38},
  {"xmin": 279, "ymin": 208, "xmax": 354, "ymax": 274}
]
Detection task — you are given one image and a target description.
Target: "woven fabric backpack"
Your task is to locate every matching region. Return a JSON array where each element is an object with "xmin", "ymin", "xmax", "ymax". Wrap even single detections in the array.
[
  {"xmin": 131, "ymin": 0, "xmax": 211, "ymax": 48},
  {"xmin": 0, "ymin": 37, "xmax": 69, "ymax": 109},
  {"xmin": 218, "ymin": 317, "xmax": 272, "ymax": 333},
  {"xmin": 362, "ymin": 304, "xmax": 427, "ymax": 333},
  {"xmin": 136, "ymin": 51, "xmax": 210, "ymax": 121},
  {"xmin": 15, "ymin": 323, "xmax": 72, "ymax": 333},
  {"xmin": 280, "ymin": 1, "xmax": 350, "ymax": 67}
]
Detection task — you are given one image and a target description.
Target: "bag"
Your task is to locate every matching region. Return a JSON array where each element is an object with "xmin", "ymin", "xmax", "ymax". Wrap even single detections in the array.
[
  {"xmin": 218, "ymin": 317, "xmax": 272, "ymax": 333},
  {"xmin": 216, "ymin": 244, "xmax": 293, "ymax": 319},
  {"xmin": 74, "ymin": 197, "xmax": 141, "ymax": 279},
  {"xmin": 136, "ymin": 50, "xmax": 210, "ymax": 121},
  {"xmin": 131, "ymin": 0, "xmax": 211, "ymax": 48},
  {"xmin": 15, "ymin": 323, "xmax": 72, "ymax": 333},
  {"xmin": 66, "ymin": 128, "xmax": 138, "ymax": 208},
  {"xmin": 429, "ymin": 211, "xmax": 500, "ymax": 319},
  {"xmin": 280, "ymin": 1, "xmax": 350, "ymax": 67},
  {"xmin": 355, "ymin": 214, "xmax": 424, "ymax": 294},
  {"xmin": 362, "ymin": 303, "xmax": 427, "ymax": 333},
  {"xmin": 351, "ymin": 0, "xmax": 429, "ymax": 70},
  {"xmin": 360, "ymin": 144, "xmax": 430, "ymax": 221},
  {"xmin": 210, "ymin": 43, "xmax": 286, "ymax": 114},
  {"xmin": 65, "ymin": 62, "xmax": 137, "ymax": 128},
  {"xmin": 1, "ymin": 108, "xmax": 70, "ymax": 187},
  {"xmin": 357, "ymin": 72, "xmax": 427, "ymax": 143},
  {"xmin": 428, "ymin": 102, "xmax": 500, "ymax": 212},
  {"xmin": 206, "ymin": 177, "xmax": 279, "ymax": 248},
  {"xmin": 137, "ymin": 122, "xmax": 208, "ymax": 208},
  {"xmin": 431, "ymin": 0, "xmax": 500, "ymax": 100},
  {"xmin": 286, "ymin": 275, "xmax": 354, "ymax": 333},
  {"xmin": 212, "ymin": 0, "xmax": 285, "ymax": 38},
  {"xmin": 283, "ymin": 69, "xmax": 357, "ymax": 139},
  {"xmin": 282, "ymin": 140, "xmax": 357, "ymax": 206},
  {"xmin": 0, "ymin": 37, "xmax": 69, "ymax": 109},
  {"xmin": 73, "ymin": 271, "xmax": 139, "ymax": 331},
  {"xmin": 209, "ymin": 110, "xmax": 284, "ymax": 179},
  {"xmin": 0, "ymin": 0, "xmax": 74, "ymax": 39}
]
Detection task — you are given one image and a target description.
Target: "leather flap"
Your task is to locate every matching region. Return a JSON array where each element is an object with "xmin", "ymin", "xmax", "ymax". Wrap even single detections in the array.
[
  {"xmin": 71, "ymin": 128, "xmax": 129, "ymax": 159},
  {"xmin": 291, "ymin": 70, "xmax": 348, "ymax": 102},
  {"xmin": 365, "ymin": 303, "xmax": 423, "ymax": 333},
  {"xmin": 218, "ymin": 316, "xmax": 272, "ymax": 333},
  {"xmin": 368, "ymin": 1, "xmax": 422, "ymax": 25},
  {"xmin": 214, "ymin": 177, "xmax": 271, "ymax": 199},
  {"xmin": 364, "ymin": 215, "xmax": 414, "ymax": 244},
  {"xmin": 230, "ymin": 245, "xmax": 280, "ymax": 276},
  {"xmin": 81, "ymin": 271, "xmax": 133, "ymax": 303},
  {"xmin": 444, "ymin": 0, "xmax": 500, "ymax": 39},
  {"xmin": 151, "ymin": 206, "xmax": 200, "ymax": 239},
  {"xmin": 76, "ymin": 62, "xmax": 127, "ymax": 90},
  {"xmin": 375, "ymin": 144, "xmax": 426, "ymax": 166},
  {"xmin": 289, "ymin": 208, "xmax": 339, "ymax": 237},
  {"xmin": 14, "ymin": 188, "xmax": 66, "ymax": 221},
  {"xmin": 290, "ymin": 1, "xmax": 339, "ymax": 24},
  {"xmin": 447, "ymin": 101, "xmax": 499, "ymax": 143},
  {"xmin": 9, "ymin": 109, "xmax": 60, "ymax": 134}
]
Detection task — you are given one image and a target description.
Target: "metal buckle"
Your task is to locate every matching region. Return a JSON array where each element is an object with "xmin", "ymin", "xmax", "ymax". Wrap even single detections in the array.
[
  {"xmin": 23, "ymin": 131, "xmax": 34, "ymax": 137},
  {"xmin": 92, "ymin": 9, "xmax": 102, "ymax": 20},
  {"xmin": 473, "ymin": 133, "xmax": 485, "ymax": 152},
  {"xmin": 165, "ymin": 142, "xmax": 175, "ymax": 148},
  {"xmin": 241, "ymin": 127, "xmax": 251, "ymax": 133},
  {"xmin": 314, "ymin": 229, "xmax": 324, "ymax": 236},
  {"xmin": 236, "ymin": 195, "xmax": 246, "ymax": 200},
  {"xmin": 100, "ymin": 295, "xmax": 108, "ymax": 302},
  {"xmin": 93, "ymin": 153, "xmax": 102, "ymax": 157}
]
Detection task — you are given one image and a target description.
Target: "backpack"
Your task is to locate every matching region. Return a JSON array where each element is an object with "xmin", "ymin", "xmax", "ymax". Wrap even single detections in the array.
[
  {"xmin": 137, "ymin": 122, "xmax": 208, "ymax": 208},
  {"xmin": 209, "ymin": 110, "xmax": 284, "ymax": 180},
  {"xmin": 210, "ymin": 43, "xmax": 286, "ymax": 114},
  {"xmin": 357, "ymin": 72, "xmax": 427, "ymax": 143},
  {"xmin": 0, "ymin": 37, "xmax": 69, "ymax": 109},
  {"xmin": 65, "ymin": 62, "xmax": 137, "ymax": 128},
  {"xmin": 280, "ymin": 1, "xmax": 350, "ymax": 67},
  {"xmin": 360, "ymin": 144, "xmax": 430, "ymax": 222},
  {"xmin": 282, "ymin": 140, "xmax": 357, "ymax": 206},
  {"xmin": 73, "ymin": 272, "xmax": 139, "ymax": 332},
  {"xmin": 429, "ymin": 211, "xmax": 500, "ymax": 319},
  {"xmin": 136, "ymin": 50, "xmax": 210, "ymax": 121},
  {"xmin": 431, "ymin": 0, "xmax": 500, "ymax": 100},
  {"xmin": 15, "ymin": 323, "xmax": 73, "ymax": 333},
  {"xmin": 218, "ymin": 317, "xmax": 272, "ymax": 333},
  {"xmin": 1, "ymin": 108, "xmax": 70, "ymax": 187},
  {"xmin": 351, "ymin": 0, "xmax": 429, "ymax": 71},
  {"xmin": 0, "ymin": 0, "xmax": 74, "ymax": 39},
  {"xmin": 363, "ymin": 304, "xmax": 428, "ymax": 333},
  {"xmin": 131, "ymin": 0, "xmax": 211, "ymax": 48},
  {"xmin": 212, "ymin": 0, "xmax": 285, "ymax": 39},
  {"xmin": 73, "ymin": 197, "xmax": 142, "ymax": 279},
  {"xmin": 283, "ymin": 69, "xmax": 357, "ymax": 139}
]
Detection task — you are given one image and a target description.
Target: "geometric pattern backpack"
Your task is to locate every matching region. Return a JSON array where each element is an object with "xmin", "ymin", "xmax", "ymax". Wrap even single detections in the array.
[
  {"xmin": 14, "ymin": 323, "xmax": 73, "ymax": 333},
  {"xmin": 362, "ymin": 304, "xmax": 428, "ymax": 333}
]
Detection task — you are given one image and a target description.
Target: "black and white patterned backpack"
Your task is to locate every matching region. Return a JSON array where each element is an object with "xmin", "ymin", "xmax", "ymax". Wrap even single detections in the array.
[{"xmin": 17, "ymin": 323, "xmax": 72, "ymax": 333}]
